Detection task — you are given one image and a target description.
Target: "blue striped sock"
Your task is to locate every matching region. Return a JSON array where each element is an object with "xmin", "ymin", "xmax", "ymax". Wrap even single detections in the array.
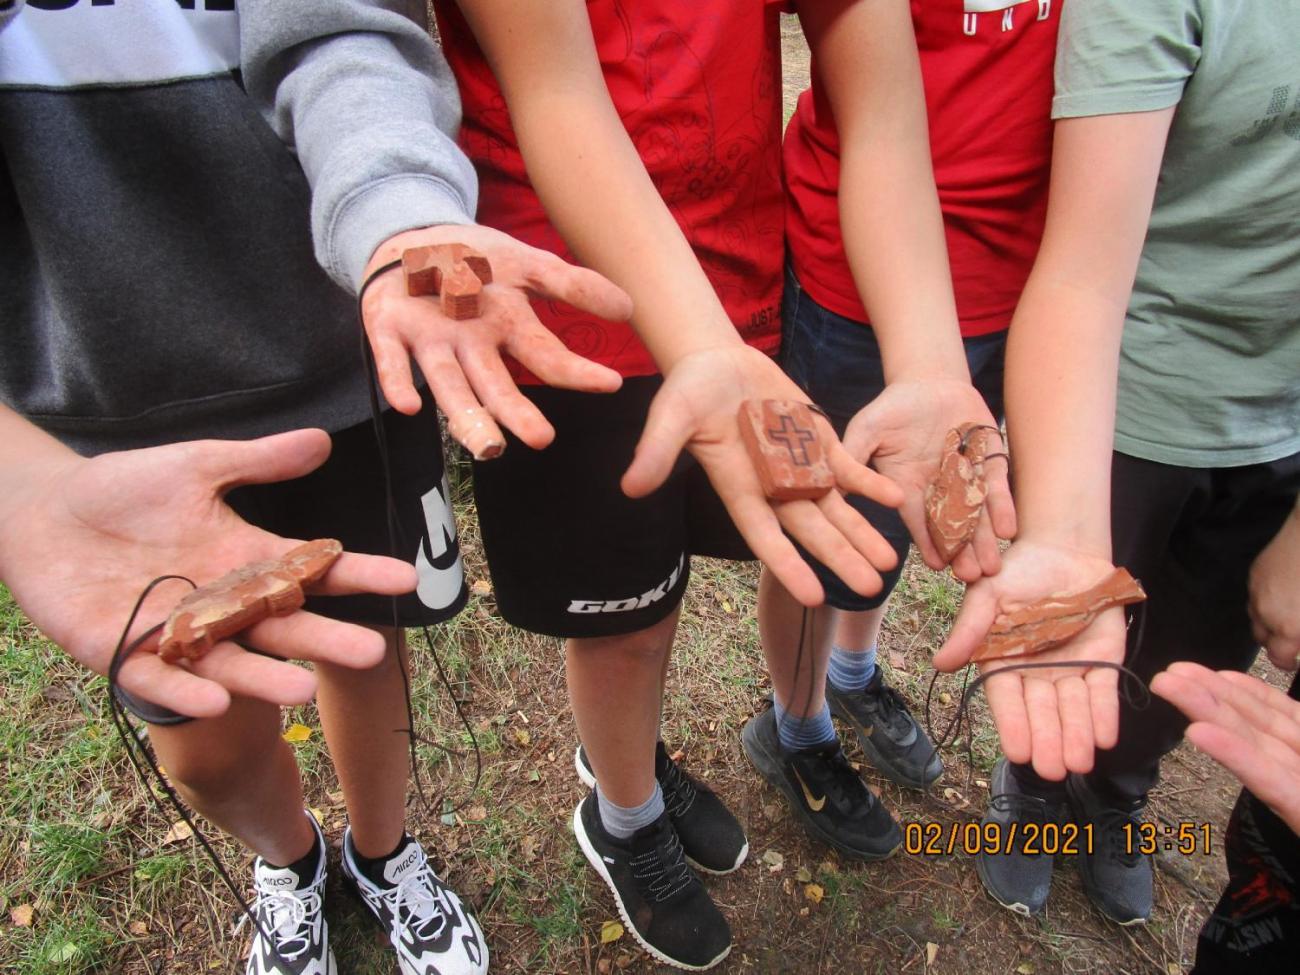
[
  {"xmin": 773, "ymin": 696, "xmax": 836, "ymax": 751},
  {"xmin": 827, "ymin": 643, "xmax": 877, "ymax": 694}
]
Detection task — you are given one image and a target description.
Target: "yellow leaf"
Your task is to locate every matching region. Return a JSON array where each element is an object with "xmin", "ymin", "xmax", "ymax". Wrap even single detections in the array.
[
  {"xmin": 11, "ymin": 904, "xmax": 34, "ymax": 927},
  {"xmin": 282, "ymin": 723, "xmax": 313, "ymax": 743},
  {"xmin": 599, "ymin": 920, "xmax": 624, "ymax": 944},
  {"xmin": 308, "ymin": 808, "xmax": 325, "ymax": 827},
  {"xmin": 513, "ymin": 728, "xmax": 531, "ymax": 746},
  {"xmin": 127, "ymin": 921, "xmax": 149, "ymax": 937},
  {"xmin": 926, "ymin": 942, "xmax": 939, "ymax": 965},
  {"xmin": 1016, "ymin": 965, "xmax": 1035, "ymax": 975},
  {"xmin": 470, "ymin": 578, "xmax": 492, "ymax": 597},
  {"xmin": 162, "ymin": 820, "xmax": 193, "ymax": 846},
  {"xmin": 795, "ymin": 866, "xmax": 812, "ymax": 883},
  {"xmin": 804, "ymin": 883, "xmax": 824, "ymax": 904},
  {"xmin": 721, "ymin": 600, "xmax": 733, "ymax": 613}
]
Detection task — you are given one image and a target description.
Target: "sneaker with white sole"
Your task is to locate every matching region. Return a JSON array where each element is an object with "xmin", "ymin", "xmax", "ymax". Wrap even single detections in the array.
[
  {"xmin": 341, "ymin": 830, "xmax": 488, "ymax": 975},
  {"xmin": 244, "ymin": 813, "xmax": 335, "ymax": 975},
  {"xmin": 574, "ymin": 741, "xmax": 748, "ymax": 874},
  {"xmin": 573, "ymin": 792, "xmax": 730, "ymax": 971}
]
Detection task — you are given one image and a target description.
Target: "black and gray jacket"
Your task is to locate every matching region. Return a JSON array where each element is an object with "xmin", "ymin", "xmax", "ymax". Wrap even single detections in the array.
[{"xmin": 0, "ymin": 0, "xmax": 477, "ymax": 454}]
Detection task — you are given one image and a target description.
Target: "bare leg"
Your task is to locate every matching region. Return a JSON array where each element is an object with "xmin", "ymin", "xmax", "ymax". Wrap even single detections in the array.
[
  {"xmin": 149, "ymin": 696, "xmax": 314, "ymax": 866},
  {"xmin": 833, "ymin": 603, "xmax": 887, "ymax": 660},
  {"xmin": 757, "ymin": 567, "xmax": 836, "ymax": 717},
  {"xmin": 314, "ymin": 626, "xmax": 409, "ymax": 859},
  {"xmin": 568, "ymin": 607, "xmax": 680, "ymax": 807}
]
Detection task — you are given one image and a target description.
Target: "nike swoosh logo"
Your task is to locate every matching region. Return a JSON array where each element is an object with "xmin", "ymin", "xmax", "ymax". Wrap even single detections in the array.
[{"xmin": 793, "ymin": 767, "xmax": 826, "ymax": 812}]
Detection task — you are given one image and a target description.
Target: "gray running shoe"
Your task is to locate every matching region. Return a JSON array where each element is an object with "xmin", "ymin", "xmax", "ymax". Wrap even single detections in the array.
[
  {"xmin": 1067, "ymin": 774, "xmax": 1153, "ymax": 925},
  {"xmin": 976, "ymin": 758, "xmax": 1066, "ymax": 917},
  {"xmin": 827, "ymin": 670, "xmax": 943, "ymax": 789}
]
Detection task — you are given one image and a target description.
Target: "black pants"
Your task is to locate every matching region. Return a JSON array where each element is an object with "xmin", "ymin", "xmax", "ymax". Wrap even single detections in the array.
[
  {"xmin": 1192, "ymin": 673, "xmax": 1300, "ymax": 972},
  {"xmin": 1015, "ymin": 449, "xmax": 1300, "ymax": 801}
]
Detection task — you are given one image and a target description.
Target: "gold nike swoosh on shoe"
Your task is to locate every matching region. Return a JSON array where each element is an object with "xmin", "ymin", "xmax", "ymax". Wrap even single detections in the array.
[{"xmin": 792, "ymin": 767, "xmax": 826, "ymax": 812}]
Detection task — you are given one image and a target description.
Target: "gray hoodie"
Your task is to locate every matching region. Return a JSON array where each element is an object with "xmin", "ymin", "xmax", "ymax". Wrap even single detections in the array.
[{"xmin": 0, "ymin": 0, "xmax": 477, "ymax": 453}]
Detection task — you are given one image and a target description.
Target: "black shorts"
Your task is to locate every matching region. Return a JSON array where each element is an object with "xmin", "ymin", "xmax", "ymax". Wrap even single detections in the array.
[
  {"xmin": 470, "ymin": 377, "xmax": 752, "ymax": 639},
  {"xmin": 781, "ymin": 263, "xmax": 1007, "ymax": 612},
  {"xmin": 119, "ymin": 400, "xmax": 467, "ymax": 725}
]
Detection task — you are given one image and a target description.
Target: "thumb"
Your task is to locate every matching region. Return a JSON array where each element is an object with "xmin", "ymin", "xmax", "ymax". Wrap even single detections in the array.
[
  {"xmin": 934, "ymin": 580, "xmax": 997, "ymax": 671},
  {"xmin": 195, "ymin": 429, "xmax": 333, "ymax": 493},
  {"xmin": 621, "ymin": 387, "xmax": 693, "ymax": 498}
]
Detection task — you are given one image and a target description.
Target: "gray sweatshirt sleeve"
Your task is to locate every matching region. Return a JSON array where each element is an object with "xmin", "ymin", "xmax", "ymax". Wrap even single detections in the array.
[{"xmin": 239, "ymin": 0, "xmax": 477, "ymax": 293}]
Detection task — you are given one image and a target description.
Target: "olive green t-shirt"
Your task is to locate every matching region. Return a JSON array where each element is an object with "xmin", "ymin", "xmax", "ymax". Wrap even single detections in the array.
[{"xmin": 1054, "ymin": 0, "xmax": 1300, "ymax": 467}]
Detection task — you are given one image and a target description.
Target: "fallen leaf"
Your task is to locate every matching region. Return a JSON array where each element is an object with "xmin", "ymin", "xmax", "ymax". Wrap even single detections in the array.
[
  {"xmin": 440, "ymin": 812, "xmax": 457, "ymax": 827},
  {"xmin": 597, "ymin": 961, "xmax": 612, "ymax": 974},
  {"xmin": 11, "ymin": 904, "xmax": 34, "ymax": 927},
  {"xmin": 799, "ymin": 906, "xmax": 810, "ymax": 916},
  {"xmin": 128, "ymin": 921, "xmax": 149, "ymax": 937},
  {"xmin": 888, "ymin": 651, "xmax": 907, "ymax": 671},
  {"xmin": 600, "ymin": 920, "xmax": 624, "ymax": 944},
  {"xmin": 762, "ymin": 850, "xmax": 784, "ymax": 872},
  {"xmin": 282, "ymin": 724, "xmax": 312, "ymax": 743},
  {"xmin": 308, "ymin": 808, "xmax": 325, "ymax": 826},
  {"xmin": 1016, "ymin": 965, "xmax": 1035, "ymax": 975},
  {"xmin": 470, "ymin": 579, "xmax": 492, "ymax": 597},
  {"xmin": 721, "ymin": 600, "xmax": 733, "ymax": 613},
  {"xmin": 465, "ymin": 806, "xmax": 488, "ymax": 822},
  {"xmin": 162, "ymin": 820, "xmax": 193, "ymax": 846},
  {"xmin": 819, "ymin": 859, "xmax": 839, "ymax": 875},
  {"xmin": 520, "ymin": 835, "xmax": 539, "ymax": 863},
  {"xmin": 669, "ymin": 749, "xmax": 685, "ymax": 763},
  {"xmin": 804, "ymin": 883, "xmax": 824, "ymax": 904},
  {"xmin": 762, "ymin": 803, "xmax": 783, "ymax": 823},
  {"xmin": 938, "ymin": 691, "xmax": 953, "ymax": 706},
  {"xmin": 527, "ymin": 768, "xmax": 541, "ymax": 783},
  {"xmin": 795, "ymin": 866, "xmax": 812, "ymax": 883},
  {"xmin": 926, "ymin": 942, "xmax": 939, "ymax": 965},
  {"xmin": 46, "ymin": 943, "xmax": 79, "ymax": 964},
  {"xmin": 512, "ymin": 728, "xmax": 531, "ymax": 747}
]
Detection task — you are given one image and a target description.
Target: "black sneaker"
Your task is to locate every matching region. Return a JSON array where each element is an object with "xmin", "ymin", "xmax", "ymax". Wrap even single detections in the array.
[
  {"xmin": 341, "ymin": 830, "xmax": 488, "ymax": 975},
  {"xmin": 741, "ymin": 706, "xmax": 901, "ymax": 860},
  {"xmin": 572, "ymin": 792, "xmax": 731, "ymax": 971},
  {"xmin": 574, "ymin": 742, "xmax": 749, "ymax": 874},
  {"xmin": 1066, "ymin": 774, "xmax": 1153, "ymax": 925},
  {"xmin": 827, "ymin": 669, "xmax": 943, "ymax": 789},
  {"xmin": 975, "ymin": 758, "xmax": 1065, "ymax": 917},
  {"xmin": 244, "ymin": 813, "xmax": 335, "ymax": 975}
]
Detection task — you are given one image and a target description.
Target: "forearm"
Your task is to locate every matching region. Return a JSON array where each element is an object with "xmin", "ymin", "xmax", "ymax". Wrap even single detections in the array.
[
  {"xmin": 239, "ymin": 0, "xmax": 477, "ymax": 292},
  {"xmin": 1003, "ymin": 112, "xmax": 1172, "ymax": 553},
  {"xmin": 458, "ymin": 0, "xmax": 741, "ymax": 370},
  {"xmin": 805, "ymin": 0, "xmax": 965, "ymax": 384}
]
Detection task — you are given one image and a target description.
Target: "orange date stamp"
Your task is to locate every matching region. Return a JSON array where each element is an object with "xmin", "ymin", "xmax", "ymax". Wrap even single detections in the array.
[{"xmin": 904, "ymin": 821, "xmax": 1095, "ymax": 857}]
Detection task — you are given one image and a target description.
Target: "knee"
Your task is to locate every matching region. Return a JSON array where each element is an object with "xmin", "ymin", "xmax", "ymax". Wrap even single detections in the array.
[
  {"xmin": 158, "ymin": 726, "xmax": 282, "ymax": 797},
  {"xmin": 570, "ymin": 620, "xmax": 675, "ymax": 667}
]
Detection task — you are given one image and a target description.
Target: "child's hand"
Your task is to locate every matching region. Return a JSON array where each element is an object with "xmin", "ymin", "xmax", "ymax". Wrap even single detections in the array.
[
  {"xmin": 1249, "ymin": 505, "xmax": 1300, "ymax": 670},
  {"xmin": 0, "ymin": 430, "xmax": 417, "ymax": 718},
  {"xmin": 1152, "ymin": 664, "xmax": 1300, "ymax": 835},
  {"xmin": 934, "ymin": 539, "xmax": 1129, "ymax": 780},
  {"xmin": 621, "ymin": 345, "xmax": 904, "ymax": 607},
  {"xmin": 361, "ymin": 224, "xmax": 631, "ymax": 453},
  {"xmin": 842, "ymin": 378, "xmax": 1015, "ymax": 582}
]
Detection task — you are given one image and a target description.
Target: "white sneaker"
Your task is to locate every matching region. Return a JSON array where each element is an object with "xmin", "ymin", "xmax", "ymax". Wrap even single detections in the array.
[
  {"xmin": 341, "ymin": 829, "xmax": 489, "ymax": 975},
  {"xmin": 244, "ymin": 813, "xmax": 335, "ymax": 975}
]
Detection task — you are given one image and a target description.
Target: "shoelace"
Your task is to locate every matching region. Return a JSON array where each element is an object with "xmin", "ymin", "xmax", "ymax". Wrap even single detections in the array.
[
  {"xmin": 988, "ymin": 791, "xmax": 1060, "ymax": 857},
  {"xmin": 796, "ymin": 747, "xmax": 872, "ymax": 814},
  {"xmin": 867, "ymin": 682, "xmax": 913, "ymax": 737},
  {"xmin": 241, "ymin": 885, "xmax": 322, "ymax": 961},
  {"xmin": 659, "ymin": 759, "xmax": 698, "ymax": 818},
  {"xmin": 630, "ymin": 827, "xmax": 695, "ymax": 904},
  {"xmin": 1093, "ymin": 801, "xmax": 1147, "ymax": 867},
  {"xmin": 377, "ymin": 859, "xmax": 449, "ymax": 946}
]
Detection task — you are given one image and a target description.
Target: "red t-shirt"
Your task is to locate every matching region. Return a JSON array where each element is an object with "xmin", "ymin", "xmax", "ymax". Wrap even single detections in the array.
[
  {"xmin": 434, "ymin": 1, "xmax": 787, "ymax": 381},
  {"xmin": 784, "ymin": 0, "xmax": 1061, "ymax": 337}
]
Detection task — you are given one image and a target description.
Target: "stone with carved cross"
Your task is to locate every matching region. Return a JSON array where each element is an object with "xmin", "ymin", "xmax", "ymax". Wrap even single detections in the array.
[
  {"xmin": 737, "ymin": 399, "xmax": 835, "ymax": 502},
  {"xmin": 401, "ymin": 243, "xmax": 494, "ymax": 320}
]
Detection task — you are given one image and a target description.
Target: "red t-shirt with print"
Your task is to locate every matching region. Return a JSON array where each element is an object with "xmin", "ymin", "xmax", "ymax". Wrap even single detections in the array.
[
  {"xmin": 784, "ymin": 0, "xmax": 1061, "ymax": 337},
  {"xmin": 434, "ymin": 1, "xmax": 788, "ymax": 381}
]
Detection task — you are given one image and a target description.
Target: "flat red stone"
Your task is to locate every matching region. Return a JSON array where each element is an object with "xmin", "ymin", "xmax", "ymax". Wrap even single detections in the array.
[{"xmin": 737, "ymin": 400, "xmax": 834, "ymax": 502}]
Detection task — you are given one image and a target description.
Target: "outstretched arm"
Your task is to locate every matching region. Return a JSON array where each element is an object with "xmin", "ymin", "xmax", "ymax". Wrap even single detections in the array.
[
  {"xmin": 240, "ymin": 0, "xmax": 632, "ymax": 453},
  {"xmin": 934, "ymin": 108, "xmax": 1175, "ymax": 780},
  {"xmin": 0, "ymin": 405, "xmax": 416, "ymax": 718},
  {"xmin": 803, "ymin": 0, "xmax": 1015, "ymax": 581},
  {"xmin": 450, "ymin": 0, "xmax": 904, "ymax": 605}
]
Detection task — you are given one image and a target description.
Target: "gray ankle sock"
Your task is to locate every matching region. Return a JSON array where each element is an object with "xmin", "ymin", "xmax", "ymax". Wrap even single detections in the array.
[{"xmin": 597, "ymin": 782, "xmax": 665, "ymax": 840}]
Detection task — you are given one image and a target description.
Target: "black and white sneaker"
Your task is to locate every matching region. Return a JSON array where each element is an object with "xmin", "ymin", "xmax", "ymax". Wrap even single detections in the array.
[
  {"xmin": 742, "ymin": 706, "xmax": 901, "ymax": 860},
  {"xmin": 573, "ymin": 793, "xmax": 731, "ymax": 971},
  {"xmin": 341, "ymin": 830, "xmax": 488, "ymax": 975},
  {"xmin": 244, "ymin": 813, "xmax": 335, "ymax": 975},
  {"xmin": 574, "ymin": 742, "xmax": 749, "ymax": 874}
]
